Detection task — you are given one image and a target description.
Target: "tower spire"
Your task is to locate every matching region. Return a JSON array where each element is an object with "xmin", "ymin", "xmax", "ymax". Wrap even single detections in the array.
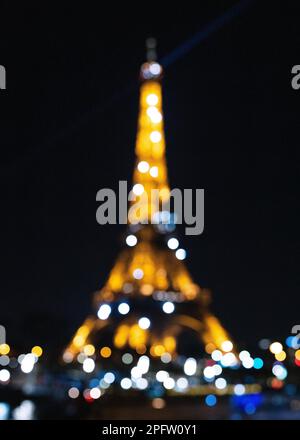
[
  {"xmin": 146, "ymin": 37, "xmax": 157, "ymax": 62},
  {"xmin": 130, "ymin": 45, "xmax": 168, "ymax": 225}
]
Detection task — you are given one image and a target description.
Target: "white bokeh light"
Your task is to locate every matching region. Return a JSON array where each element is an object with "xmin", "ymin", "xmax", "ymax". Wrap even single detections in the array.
[
  {"xmin": 162, "ymin": 302, "xmax": 175, "ymax": 314},
  {"xmin": 126, "ymin": 235, "xmax": 137, "ymax": 247},
  {"xmin": 138, "ymin": 317, "xmax": 150, "ymax": 329},
  {"xmin": 97, "ymin": 304, "xmax": 111, "ymax": 320}
]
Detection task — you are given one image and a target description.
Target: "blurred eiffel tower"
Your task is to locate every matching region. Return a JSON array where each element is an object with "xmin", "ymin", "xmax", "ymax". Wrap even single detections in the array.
[{"xmin": 64, "ymin": 39, "xmax": 232, "ymax": 371}]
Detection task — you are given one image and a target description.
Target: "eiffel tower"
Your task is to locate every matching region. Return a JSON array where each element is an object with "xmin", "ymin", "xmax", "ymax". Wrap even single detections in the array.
[{"xmin": 63, "ymin": 41, "xmax": 233, "ymax": 385}]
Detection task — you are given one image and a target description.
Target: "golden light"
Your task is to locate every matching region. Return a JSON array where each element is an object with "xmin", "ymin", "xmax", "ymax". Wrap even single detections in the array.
[
  {"xmin": 83, "ymin": 344, "xmax": 95, "ymax": 356},
  {"xmin": 129, "ymin": 324, "xmax": 147, "ymax": 349},
  {"xmin": 205, "ymin": 343, "xmax": 216, "ymax": 354},
  {"xmin": 136, "ymin": 344, "xmax": 147, "ymax": 354},
  {"xmin": 140, "ymin": 284, "xmax": 154, "ymax": 296},
  {"xmin": 163, "ymin": 336, "xmax": 176, "ymax": 353},
  {"xmin": 100, "ymin": 346, "xmax": 111, "ymax": 358},
  {"xmin": 114, "ymin": 325, "xmax": 129, "ymax": 349},
  {"xmin": 31, "ymin": 346, "xmax": 43, "ymax": 357},
  {"xmin": 295, "ymin": 350, "xmax": 300, "ymax": 361},
  {"xmin": 275, "ymin": 351, "xmax": 286, "ymax": 362},
  {"xmin": 150, "ymin": 344, "xmax": 165, "ymax": 357},
  {"xmin": 269, "ymin": 342, "xmax": 283, "ymax": 355},
  {"xmin": 73, "ymin": 335, "xmax": 85, "ymax": 348},
  {"xmin": 0, "ymin": 344, "xmax": 10, "ymax": 355}
]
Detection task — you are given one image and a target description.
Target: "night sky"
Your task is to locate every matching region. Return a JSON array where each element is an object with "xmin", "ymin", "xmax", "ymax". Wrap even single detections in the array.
[{"xmin": 1, "ymin": 2, "xmax": 299, "ymax": 357}]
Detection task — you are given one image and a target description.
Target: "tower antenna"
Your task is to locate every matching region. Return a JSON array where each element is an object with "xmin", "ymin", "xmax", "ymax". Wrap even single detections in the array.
[{"xmin": 146, "ymin": 37, "xmax": 157, "ymax": 62}]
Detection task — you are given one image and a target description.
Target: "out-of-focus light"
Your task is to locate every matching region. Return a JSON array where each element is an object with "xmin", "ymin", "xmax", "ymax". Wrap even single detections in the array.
[
  {"xmin": 0, "ymin": 356, "xmax": 9, "ymax": 367},
  {"xmin": 163, "ymin": 377, "xmax": 175, "ymax": 390},
  {"xmin": 221, "ymin": 340, "xmax": 233, "ymax": 352},
  {"xmin": 213, "ymin": 364, "xmax": 222, "ymax": 376},
  {"xmin": 203, "ymin": 366, "xmax": 215, "ymax": 379},
  {"xmin": 68, "ymin": 387, "xmax": 79, "ymax": 399},
  {"xmin": 156, "ymin": 370, "xmax": 169, "ymax": 382},
  {"xmin": 104, "ymin": 372, "xmax": 115, "ymax": 384},
  {"xmin": 140, "ymin": 284, "xmax": 153, "ymax": 296},
  {"xmin": 205, "ymin": 394, "xmax": 217, "ymax": 407},
  {"xmin": 147, "ymin": 106, "xmax": 162, "ymax": 123},
  {"xmin": 132, "ymin": 183, "xmax": 144, "ymax": 196},
  {"xmin": 0, "ymin": 402, "xmax": 10, "ymax": 420},
  {"xmin": 100, "ymin": 346, "xmax": 111, "ymax": 358},
  {"xmin": 221, "ymin": 352, "xmax": 237, "ymax": 367},
  {"xmin": 126, "ymin": 234, "xmax": 137, "ymax": 247},
  {"xmin": 175, "ymin": 249, "xmax": 186, "ymax": 260},
  {"xmin": 176, "ymin": 377, "xmax": 188, "ymax": 390},
  {"xmin": 149, "ymin": 63, "xmax": 162, "ymax": 76},
  {"xmin": 17, "ymin": 354, "xmax": 25, "ymax": 364},
  {"xmin": 239, "ymin": 350, "xmax": 250, "ymax": 362},
  {"xmin": 271, "ymin": 378, "xmax": 284, "ymax": 389},
  {"xmin": 136, "ymin": 378, "xmax": 148, "ymax": 390},
  {"xmin": 245, "ymin": 403, "xmax": 256, "ymax": 415},
  {"xmin": 83, "ymin": 389, "xmax": 92, "ymax": 401},
  {"xmin": 77, "ymin": 353, "xmax": 86, "ymax": 364},
  {"xmin": 295, "ymin": 350, "xmax": 300, "ymax": 361},
  {"xmin": 137, "ymin": 355, "xmax": 150, "ymax": 374},
  {"xmin": 167, "ymin": 238, "xmax": 179, "ymax": 250},
  {"xmin": 150, "ymin": 131, "xmax": 161, "ymax": 143},
  {"xmin": 138, "ymin": 317, "xmax": 150, "ymax": 330},
  {"xmin": 275, "ymin": 351, "xmax": 286, "ymax": 362},
  {"xmin": 146, "ymin": 93, "xmax": 158, "ymax": 106},
  {"xmin": 152, "ymin": 398, "xmax": 165, "ymax": 409},
  {"xmin": 0, "ymin": 369, "xmax": 10, "ymax": 382},
  {"xmin": 9, "ymin": 358, "xmax": 18, "ymax": 369},
  {"xmin": 161, "ymin": 352, "xmax": 172, "ymax": 363},
  {"xmin": 162, "ymin": 302, "xmax": 175, "ymax": 314},
  {"xmin": 149, "ymin": 166, "xmax": 158, "ymax": 178},
  {"xmin": 90, "ymin": 387, "xmax": 101, "ymax": 399},
  {"xmin": 205, "ymin": 343, "xmax": 216, "ymax": 354},
  {"xmin": 258, "ymin": 338, "xmax": 270, "ymax": 350},
  {"xmin": 100, "ymin": 379, "xmax": 110, "ymax": 389},
  {"xmin": 12, "ymin": 400, "xmax": 35, "ymax": 420},
  {"xmin": 286, "ymin": 336, "xmax": 300, "ymax": 349},
  {"xmin": 83, "ymin": 358, "xmax": 95, "ymax": 373},
  {"xmin": 272, "ymin": 364, "xmax": 287, "ymax": 380},
  {"xmin": 133, "ymin": 268, "xmax": 144, "ymax": 280},
  {"xmin": 21, "ymin": 354, "xmax": 35, "ymax": 374},
  {"xmin": 234, "ymin": 384, "xmax": 245, "ymax": 396},
  {"xmin": 83, "ymin": 344, "xmax": 95, "ymax": 356},
  {"xmin": 0, "ymin": 344, "xmax": 10, "ymax": 355},
  {"xmin": 215, "ymin": 378, "xmax": 227, "ymax": 390},
  {"xmin": 31, "ymin": 346, "xmax": 43, "ymax": 357},
  {"xmin": 137, "ymin": 161, "xmax": 150, "ymax": 173},
  {"xmin": 118, "ymin": 303, "xmax": 130, "ymax": 315},
  {"xmin": 184, "ymin": 357, "xmax": 197, "ymax": 376},
  {"xmin": 269, "ymin": 342, "xmax": 283, "ymax": 355},
  {"xmin": 97, "ymin": 304, "xmax": 111, "ymax": 320},
  {"xmin": 120, "ymin": 378, "xmax": 132, "ymax": 390},
  {"xmin": 242, "ymin": 357, "xmax": 254, "ymax": 369},
  {"xmin": 211, "ymin": 350, "xmax": 222, "ymax": 362},
  {"xmin": 122, "ymin": 353, "xmax": 133, "ymax": 364},
  {"xmin": 253, "ymin": 357, "xmax": 264, "ymax": 369}
]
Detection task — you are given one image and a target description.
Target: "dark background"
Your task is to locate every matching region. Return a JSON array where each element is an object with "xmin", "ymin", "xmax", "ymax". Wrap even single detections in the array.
[{"xmin": 0, "ymin": 1, "xmax": 299, "ymax": 357}]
